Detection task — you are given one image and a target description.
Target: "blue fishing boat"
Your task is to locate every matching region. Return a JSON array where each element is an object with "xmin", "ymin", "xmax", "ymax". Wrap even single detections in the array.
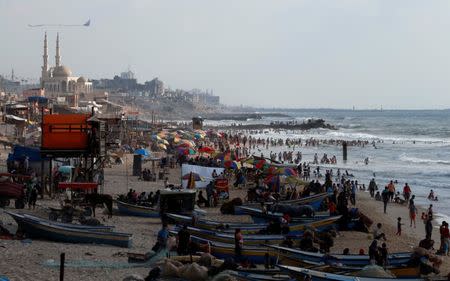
[
  {"xmin": 172, "ymin": 226, "xmax": 302, "ymax": 246},
  {"xmin": 277, "ymin": 265, "xmax": 446, "ymax": 281},
  {"xmin": 167, "ymin": 213, "xmax": 340, "ymax": 235},
  {"xmin": 8, "ymin": 212, "xmax": 132, "ymax": 248},
  {"xmin": 116, "ymin": 189, "xmax": 203, "ymax": 218},
  {"xmin": 190, "ymin": 236, "xmax": 278, "ymax": 264},
  {"xmin": 267, "ymin": 245, "xmax": 411, "ymax": 267},
  {"xmin": 237, "ymin": 193, "xmax": 329, "ymax": 215},
  {"xmin": 20, "ymin": 213, "xmax": 115, "ymax": 232},
  {"xmin": 236, "ymin": 206, "xmax": 329, "ymax": 224}
]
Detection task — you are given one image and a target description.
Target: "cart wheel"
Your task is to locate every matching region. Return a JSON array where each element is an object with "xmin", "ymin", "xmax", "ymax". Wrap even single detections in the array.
[
  {"xmin": 15, "ymin": 199, "xmax": 25, "ymax": 209},
  {"xmin": 61, "ymin": 213, "xmax": 73, "ymax": 223},
  {"xmin": 49, "ymin": 211, "xmax": 59, "ymax": 221},
  {"xmin": 0, "ymin": 199, "xmax": 10, "ymax": 208}
]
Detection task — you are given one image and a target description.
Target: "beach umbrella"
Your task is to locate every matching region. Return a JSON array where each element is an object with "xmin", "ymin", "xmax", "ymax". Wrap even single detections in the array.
[
  {"xmin": 177, "ymin": 147, "xmax": 196, "ymax": 155},
  {"xmin": 184, "ymin": 172, "xmax": 197, "ymax": 189},
  {"xmin": 224, "ymin": 160, "xmax": 241, "ymax": 170},
  {"xmin": 158, "ymin": 143, "xmax": 167, "ymax": 150},
  {"xmin": 152, "ymin": 135, "xmax": 162, "ymax": 141},
  {"xmin": 134, "ymin": 148, "xmax": 150, "ymax": 157},
  {"xmin": 161, "ymin": 139, "xmax": 169, "ymax": 145},
  {"xmin": 198, "ymin": 146, "xmax": 215, "ymax": 154},
  {"xmin": 264, "ymin": 174, "xmax": 281, "ymax": 192},
  {"xmin": 179, "ymin": 140, "xmax": 195, "ymax": 147},
  {"xmin": 279, "ymin": 167, "xmax": 298, "ymax": 177},
  {"xmin": 182, "ymin": 172, "xmax": 204, "ymax": 181}
]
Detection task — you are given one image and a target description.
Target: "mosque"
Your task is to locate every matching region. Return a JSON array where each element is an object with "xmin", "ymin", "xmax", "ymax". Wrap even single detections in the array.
[{"xmin": 40, "ymin": 32, "xmax": 92, "ymax": 105}]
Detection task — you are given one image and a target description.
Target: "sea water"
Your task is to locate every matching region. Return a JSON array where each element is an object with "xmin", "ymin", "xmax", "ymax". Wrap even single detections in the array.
[{"xmin": 205, "ymin": 109, "xmax": 450, "ymax": 222}]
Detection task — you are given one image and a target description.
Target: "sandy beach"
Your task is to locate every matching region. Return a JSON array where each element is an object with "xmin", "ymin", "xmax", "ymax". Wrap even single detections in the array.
[{"xmin": 1, "ymin": 153, "xmax": 449, "ymax": 280}]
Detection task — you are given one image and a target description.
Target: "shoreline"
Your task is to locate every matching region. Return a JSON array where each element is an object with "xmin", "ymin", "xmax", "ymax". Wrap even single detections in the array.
[{"xmin": 1, "ymin": 154, "xmax": 449, "ymax": 279}]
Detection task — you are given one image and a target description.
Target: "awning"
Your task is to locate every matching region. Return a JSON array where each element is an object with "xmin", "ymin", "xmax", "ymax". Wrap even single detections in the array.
[{"xmin": 58, "ymin": 182, "xmax": 98, "ymax": 190}]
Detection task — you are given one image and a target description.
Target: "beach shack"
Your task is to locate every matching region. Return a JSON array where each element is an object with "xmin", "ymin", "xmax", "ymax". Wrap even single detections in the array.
[
  {"xmin": 192, "ymin": 116, "xmax": 203, "ymax": 130},
  {"xmin": 159, "ymin": 189, "xmax": 196, "ymax": 216}
]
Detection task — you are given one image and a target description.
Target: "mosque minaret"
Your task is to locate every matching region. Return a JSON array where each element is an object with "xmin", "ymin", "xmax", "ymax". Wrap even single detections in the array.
[{"xmin": 40, "ymin": 32, "xmax": 92, "ymax": 102}]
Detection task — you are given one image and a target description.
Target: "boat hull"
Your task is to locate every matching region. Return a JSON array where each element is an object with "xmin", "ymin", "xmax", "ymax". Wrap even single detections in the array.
[
  {"xmin": 236, "ymin": 193, "xmax": 329, "ymax": 215},
  {"xmin": 268, "ymin": 245, "xmax": 411, "ymax": 267},
  {"xmin": 236, "ymin": 206, "xmax": 328, "ymax": 224},
  {"xmin": 277, "ymin": 265, "xmax": 441, "ymax": 281},
  {"xmin": 115, "ymin": 200, "xmax": 160, "ymax": 218},
  {"xmin": 8, "ymin": 213, "xmax": 131, "ymax": 248},
  {"xmin": 169, "ymin": 214, "xmax": 340, "ymax": 236}
]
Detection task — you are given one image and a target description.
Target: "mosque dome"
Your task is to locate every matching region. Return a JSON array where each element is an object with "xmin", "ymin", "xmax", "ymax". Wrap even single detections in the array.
[
  {"xmin": 77, "ymin": 76, "xmax": 86, "ymax": 83},
  {"xmin": 53, "ymin": 65, "xmax": 72, "ymax": 77}
]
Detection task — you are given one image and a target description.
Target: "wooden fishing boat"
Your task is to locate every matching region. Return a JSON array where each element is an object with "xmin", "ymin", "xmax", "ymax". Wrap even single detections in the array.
[
  {"xmin": 7, "ymin": 212, "xmax": 132, "ymax": 248},
  {"xmin": 167, "ymin": 213, "xmax": 341, "ymax": 235},
  {"xmin": 277, "ymin": 265, "xmax": 446, "ymax": 281},
  {"xmin": 297, "ymin": 259, "xmax": 422, "ymax": 278},
  {"xmin": 115, "ymin": 189, "xmax": 205, "ymax": 218},
  {"xmin": 172, "ymin": 226, "xmax": 299, "ymax": 246},
  {"xmin": 21, "ymin": 213, "xmax": 115, "ymax": 232},
  {"xmin": 267, "ymin": 245, "xmax": 411, "ymax": 267},
  {"xmin": 236, "ymin": 206, "xmax": 329, "ymax": 224},
  {"xmin": 115, "ymin": 200, "xmax": 160, "ymax": 217},
  {"xmin": 190, "ymin": 236, "xmax": 278, "ymax": 264},
  {"xmin": 238, "ymin": 193, "xmax": 329, "ymax": 214},
  {"xmin": 230, "ymin": 271, "xmax": 292, "ymax": 281}
]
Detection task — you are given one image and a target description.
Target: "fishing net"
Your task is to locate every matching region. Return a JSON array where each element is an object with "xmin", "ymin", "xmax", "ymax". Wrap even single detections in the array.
[{"xmin": 42, "ymin": 249, "xmax": 170, "ymax": 269}]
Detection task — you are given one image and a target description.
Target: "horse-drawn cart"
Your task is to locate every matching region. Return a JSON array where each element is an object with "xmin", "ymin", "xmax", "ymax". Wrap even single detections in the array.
[
  {"xmin": 52, "ymin": 182, "xmax": 100, "ymax": 221},
  {"xmin": 0, "ymin": 181, "xmax": 26, "ymax": 209},
  {"xmin": 48, "ymin": 205, "xmax": 92, "ymax": 223}
]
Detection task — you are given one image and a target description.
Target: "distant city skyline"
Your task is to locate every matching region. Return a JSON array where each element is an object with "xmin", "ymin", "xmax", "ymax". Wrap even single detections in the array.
[{"xmin": 1, "ymin": 0, "xmax": 450, "ymax": 109}]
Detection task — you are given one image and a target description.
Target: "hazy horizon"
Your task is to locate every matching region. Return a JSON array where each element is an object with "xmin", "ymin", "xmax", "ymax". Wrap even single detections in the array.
[{"xmin": 2, "ymin": 0, "xmax": 450, "ymax": 109}]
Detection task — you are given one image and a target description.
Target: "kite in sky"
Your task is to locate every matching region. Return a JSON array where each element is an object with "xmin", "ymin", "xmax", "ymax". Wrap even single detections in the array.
[{"xmin": 28, "ymin": 19, "xmax": 90, "ymax": 28}]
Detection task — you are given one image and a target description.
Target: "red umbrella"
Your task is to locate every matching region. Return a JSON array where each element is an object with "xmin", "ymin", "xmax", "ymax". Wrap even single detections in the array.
[{"xmin": 198, "ymin": 146, "xmax": 215, "ymax": 154}]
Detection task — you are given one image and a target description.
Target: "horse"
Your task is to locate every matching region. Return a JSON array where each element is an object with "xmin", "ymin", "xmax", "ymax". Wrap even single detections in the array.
[{"xmin": 84, "ymin": 193, "xmax": 113, "ymax": 218}]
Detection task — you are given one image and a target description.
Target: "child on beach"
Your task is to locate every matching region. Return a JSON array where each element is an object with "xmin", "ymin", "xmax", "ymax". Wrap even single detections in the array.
[
  {"xmin": 373, "ymin": 223, "xmax": 387, "ymax": 241},
  {"xmin": 396, "ymin": 217, "xmax": 403, "ymax": 236}
]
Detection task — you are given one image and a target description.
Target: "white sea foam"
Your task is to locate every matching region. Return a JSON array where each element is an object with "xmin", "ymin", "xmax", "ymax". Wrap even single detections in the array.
[{"xmin": 399, "ymin": 154, "xmax": 450, "ymax": 165}]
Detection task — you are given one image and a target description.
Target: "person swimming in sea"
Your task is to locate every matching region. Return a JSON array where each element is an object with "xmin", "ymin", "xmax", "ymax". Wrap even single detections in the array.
[{"xmin": 428, "ymin": 190, "xmax": 437, "ymax": 201}]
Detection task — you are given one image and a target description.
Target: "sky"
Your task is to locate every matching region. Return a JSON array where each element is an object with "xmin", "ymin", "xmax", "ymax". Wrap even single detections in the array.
[{"xmin": 1, "ymin": 0, "xmax": 450, "ymax": 109}]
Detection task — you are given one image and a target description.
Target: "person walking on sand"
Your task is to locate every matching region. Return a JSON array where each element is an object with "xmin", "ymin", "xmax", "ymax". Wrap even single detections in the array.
[
  {"xmin": 381, "ymin": 187, "xmax": 389, "ymax": 214},
  {"xmin": 396, "ymin": 217, "xmax": 403, "ymax": 236},
  {"xmin": 409, "ymin": 196, "xmax": 417, "ymax": 228}
]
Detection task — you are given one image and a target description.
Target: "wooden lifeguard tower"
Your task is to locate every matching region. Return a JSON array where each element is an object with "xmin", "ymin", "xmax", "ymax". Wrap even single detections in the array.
[{"xmin": 40, "ymin": 112, "xmax": 107, "ymax": 195}]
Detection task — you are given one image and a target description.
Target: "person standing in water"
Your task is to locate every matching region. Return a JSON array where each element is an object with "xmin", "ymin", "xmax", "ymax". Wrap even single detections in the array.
[{"xmin": 403, "ymin": 183, "xmax": 411, "ymax": 203}]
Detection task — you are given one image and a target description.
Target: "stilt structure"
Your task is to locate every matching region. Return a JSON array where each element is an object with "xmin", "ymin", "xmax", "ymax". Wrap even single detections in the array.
[{"xmin": 40, "ymin": 111, "xmax": 106, "ymax": 195}]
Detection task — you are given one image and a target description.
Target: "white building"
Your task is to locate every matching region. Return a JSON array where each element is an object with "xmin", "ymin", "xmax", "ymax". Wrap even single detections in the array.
[{"xmin": 40, "ymin": 33, "xmax": 92, "ymax": 104}]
